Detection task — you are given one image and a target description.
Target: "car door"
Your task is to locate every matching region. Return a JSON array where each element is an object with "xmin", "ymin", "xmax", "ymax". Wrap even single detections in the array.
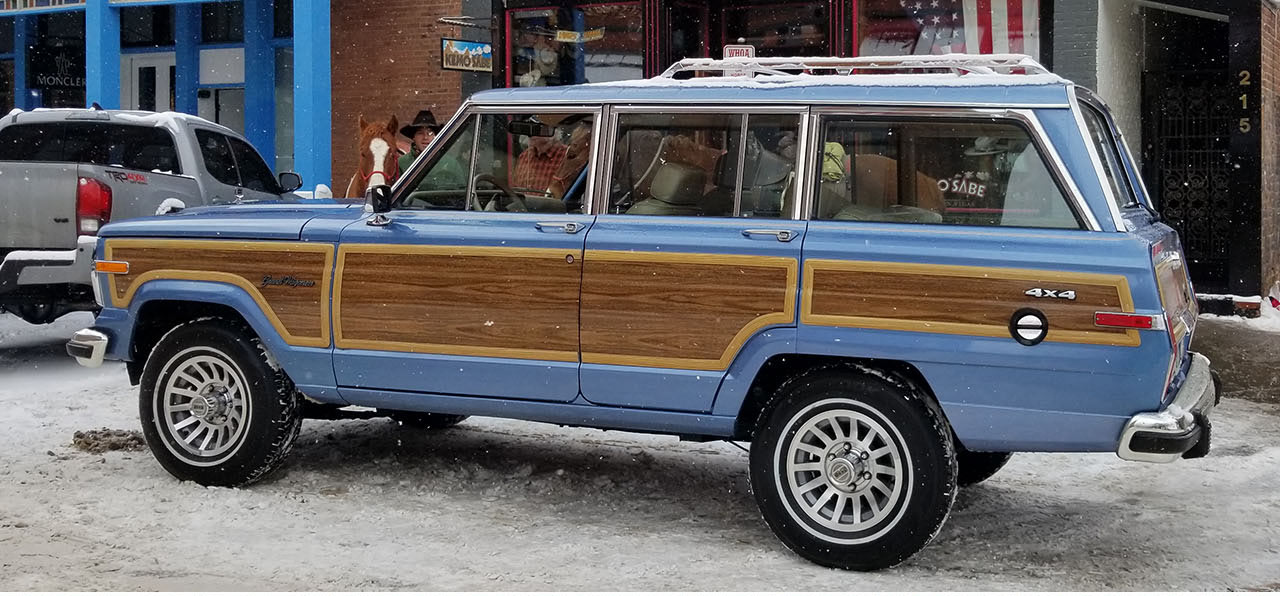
[
  {"xmin": 333, "ymin": 106, "xmax": 601, "ymax": 402},
  {"xmin": 578, "ymin": 108, "xmax": 807, "ymax": 413},
  {"xmin": 193, "ymin": 128, "xmax": 282, "ymax": 203}
]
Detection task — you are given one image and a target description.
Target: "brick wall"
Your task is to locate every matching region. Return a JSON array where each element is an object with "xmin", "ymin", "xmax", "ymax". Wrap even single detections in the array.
[
  {"xmin": 1051, "ymin": 1, "xmax": 1098, "ymax": 90},
  {"xmin": 1262, "ymin": 3, "xmax": 1280, "ymax": 297},
  {"xmin": 330, "ymin": 0, "xmax": 465, "ymax": 195}
]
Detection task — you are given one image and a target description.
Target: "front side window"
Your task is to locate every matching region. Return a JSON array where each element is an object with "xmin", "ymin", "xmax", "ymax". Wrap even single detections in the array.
[
  {"xmin": 195, "ymin": 129, "xmax": 239, "ymax": 186},
  {"xmin": 609, "ymin": 112, "xmax": 799, "ymax": 218},
  {"xmin": 816, "ymin": 117, "xmax": 1081, "ymax": 229},
  {"xmin": 227, "ymin": 136, "xmax": 279, "ymax": 193}
]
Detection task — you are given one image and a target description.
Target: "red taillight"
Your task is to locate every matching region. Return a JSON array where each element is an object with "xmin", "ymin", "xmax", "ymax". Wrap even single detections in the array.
[
  {"xmin": 1094, "ymin": 312, "xmax": 1156, "ymax": 329},
  {"xmin": 76, "ymin": 177, "xmax": 112, "ymax": 235}
]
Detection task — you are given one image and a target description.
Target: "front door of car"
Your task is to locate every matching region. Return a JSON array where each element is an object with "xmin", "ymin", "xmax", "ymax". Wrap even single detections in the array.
[
  {"xmin": 193, "ymin": 128, "xmax": 285, "ymax": 204},
  {"xmin": 333, "ymin": 108, "xmax": 600, "ymax": 402},
  {"xmin": 578, "ymin": 109, "xmax": 807, "ymax": 413}
]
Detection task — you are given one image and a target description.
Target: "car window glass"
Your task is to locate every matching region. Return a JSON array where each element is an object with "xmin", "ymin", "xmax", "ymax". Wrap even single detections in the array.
[
  {"xmin": 1080, "ymin": 103, "xmax": 1137, "ymax": 209},
  {"xmin": 109, "ymin": 125, "xmax": 183, "ymax": 174},
  {"xmin": 471, "ymin": 111, "xmax": 593, "ymax": 214},
  {"xmin": 398, "ymin": 115, "xmax": 476, "ymax": 211},
  {"xmin": 739, "ymin": 114, "xmax": 800, "ymax": 218},
  {"xmin": 815, "ymin": 118, "xmax": 1081, "ymax": 229},
  {"xmin": 227, "ymin": 136, "xmax": 279, "ymax": 193},
  {"xmin": 608, "ymin": 113, "xmax": 742, "ymax": 217},
  {"xmin": 195, "ymin": 129, "xmax": 240, "ymax": 187},
  {"xmin": 0, "ymin": 123, "xmax": 64, "ymax": 161}
]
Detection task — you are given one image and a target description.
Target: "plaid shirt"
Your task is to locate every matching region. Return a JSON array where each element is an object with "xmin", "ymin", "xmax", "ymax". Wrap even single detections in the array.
[{"xmin": 512, "ymin": 143, "xmax": 568, "ymax": 193}]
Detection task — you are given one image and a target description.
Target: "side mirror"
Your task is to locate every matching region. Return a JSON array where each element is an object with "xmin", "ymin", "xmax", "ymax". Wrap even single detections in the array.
[
  {"xmin": 364, "ymin": 184, "xmax": 393, "ymax": 226},
  {"xmin": 277, "ymin": 171, "xmax": 303, "ymax": 193}
]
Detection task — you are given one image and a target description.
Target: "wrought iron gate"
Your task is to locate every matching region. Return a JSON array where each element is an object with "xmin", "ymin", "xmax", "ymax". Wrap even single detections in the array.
[{"xmin": 1143, "ymin": 70, "xmax": 1233, "ymax": 292}]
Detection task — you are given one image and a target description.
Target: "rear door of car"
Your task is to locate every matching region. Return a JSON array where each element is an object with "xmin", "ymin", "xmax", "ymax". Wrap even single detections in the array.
[
  {"xmin": 0, "ymin": 121, "xmax": 80, "ymax": 249},
  {"xmin": 577, "ymin": 106, "xmax": 808, "ymax": 413}
]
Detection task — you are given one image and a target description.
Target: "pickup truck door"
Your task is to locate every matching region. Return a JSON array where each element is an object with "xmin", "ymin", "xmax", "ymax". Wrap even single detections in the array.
[
  {"xmin": 193, "ymin": 129, "xmax": 284, "ymax": 204},
  {"xmin": 332, "ymin": 109, "xmax": 599, "ymax": 403}
]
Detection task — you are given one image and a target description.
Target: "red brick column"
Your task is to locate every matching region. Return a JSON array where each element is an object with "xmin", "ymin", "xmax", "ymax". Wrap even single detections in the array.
[
  {"xmin": 330, "ymin": 0, "xmax": 464, "ymax": 194},
  {"xmin": 1262, "ymin": 3, "xmax": 1280, "ymax": 296}
]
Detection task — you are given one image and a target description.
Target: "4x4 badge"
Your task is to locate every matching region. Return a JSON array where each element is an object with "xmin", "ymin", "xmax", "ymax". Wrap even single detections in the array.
[{"xmin": 1024, "ymin": 288, "xmax": 1076, "ymax": 300}]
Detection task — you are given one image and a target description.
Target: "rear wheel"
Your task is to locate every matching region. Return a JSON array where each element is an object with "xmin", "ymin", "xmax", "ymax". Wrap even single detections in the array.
[
  {"xmin": 139, "ymin": 320, "xmax": 301, "ymax": 487},
  {"xmin": 749, "ymin": 367, "xmax": 956, "ymax": 570},
  {"xmin": 956, "ymin": 447, "xmax": 1013, "ymax": 486}
]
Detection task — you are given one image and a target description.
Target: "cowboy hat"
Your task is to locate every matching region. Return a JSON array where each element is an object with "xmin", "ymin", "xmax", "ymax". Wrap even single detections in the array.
[{"xmin": 400, "ymin": 110, "xmax": 442, "ymax": 137}]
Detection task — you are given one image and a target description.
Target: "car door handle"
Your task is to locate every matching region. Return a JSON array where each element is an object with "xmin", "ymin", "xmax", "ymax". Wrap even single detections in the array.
[
  {"xmin": 535, "ymin": 222, "xmax": 584, "ymax": 234},
  {"xmin": 741, "ymin": 229, "xmax": 797, "ymax": 242}
]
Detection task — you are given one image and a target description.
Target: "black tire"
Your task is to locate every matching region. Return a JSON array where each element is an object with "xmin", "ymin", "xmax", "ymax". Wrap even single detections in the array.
[
  {"xmin": 139, "ymin": 319, "xmax": 302, "ymax": 487},
  {"xmin": 955, "ymin": 447, "xmax": 1013, "ymax": 487},
  {"xmin": 749, "ymin": 366, "xmax": 956, "ymax": 571},
  {"xmin": 386, "ymin": 410, "xmax": 470, "ymax": 429}
]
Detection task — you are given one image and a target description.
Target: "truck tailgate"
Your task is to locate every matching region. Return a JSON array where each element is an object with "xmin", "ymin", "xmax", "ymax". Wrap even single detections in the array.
[
  {"xmin": 77, "ymin": 164, "xmax": 204, "ymax": 226},
  {"xmin": 0, "ymin": 162, "xmax": 78, "ymax": 249}
]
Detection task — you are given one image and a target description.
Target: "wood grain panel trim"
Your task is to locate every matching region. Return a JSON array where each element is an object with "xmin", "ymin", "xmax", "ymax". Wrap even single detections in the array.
[
  {"xmin": 580, "ymin": 251, "xmax": 799, "ymax": 370},
  {"xmin": 103, "ymin": 239, "xmax": 334, "ymax": 348},
  {"xmin": 334, "ymin": 244, "xmax": 581, "ymax": 362},
  {"xmin": 801, "ymin": 259, "xmax": 1141, "ymax": 347}
]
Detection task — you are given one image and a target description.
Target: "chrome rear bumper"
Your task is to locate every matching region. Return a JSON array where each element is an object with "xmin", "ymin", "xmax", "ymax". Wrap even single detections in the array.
[
  {"xmin": 66, "ymin": 328, "xmax": 109, "ymax": 368},
  {"xmin": 1117, "ymin": 352, "xmax": 1218, "ymax": 463}
]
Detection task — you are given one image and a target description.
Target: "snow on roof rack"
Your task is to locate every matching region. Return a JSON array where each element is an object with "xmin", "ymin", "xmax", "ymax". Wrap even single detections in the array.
[{"xmin": 658, "ymin": 54, "xmax": 1051, "ymax": 78}]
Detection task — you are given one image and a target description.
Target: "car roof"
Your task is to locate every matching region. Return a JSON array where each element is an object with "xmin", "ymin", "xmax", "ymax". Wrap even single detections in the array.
[{"xmin": 2, "ymin": 108, "xmax": 239, "ymax": 136}]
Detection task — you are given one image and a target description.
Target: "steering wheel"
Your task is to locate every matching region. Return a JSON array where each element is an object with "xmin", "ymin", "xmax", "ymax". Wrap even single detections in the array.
[{"xmin": 472, "ymin": 174, "xmax": 528, "ymax": 212}]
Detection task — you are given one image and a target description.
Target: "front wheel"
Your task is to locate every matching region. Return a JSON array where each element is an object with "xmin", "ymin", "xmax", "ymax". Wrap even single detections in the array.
[
  {"xmin": 749, "ymin": 367, "xmax": 957, "ymax": 570},
  {"xmin": 139, "ymin": 320, "xmax": 302, "ymax": 487}
]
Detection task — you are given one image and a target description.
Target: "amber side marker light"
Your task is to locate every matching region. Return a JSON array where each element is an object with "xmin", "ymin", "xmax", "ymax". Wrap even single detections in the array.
[
  {"xmin": 94, "ymin": 261, "xmax": 129, "ymax": 274},
  {"xmin": 1094, "ymin": 312, "xmax": 1155, "ymax": 329}
]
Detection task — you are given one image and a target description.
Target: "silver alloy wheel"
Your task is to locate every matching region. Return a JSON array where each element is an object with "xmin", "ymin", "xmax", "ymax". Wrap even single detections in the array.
[
  {"xmin": 154, "ymin": 347, "xmax": 252, "ymax": 466},
  {"xmin": 775, "ymin": 399, "xmax": 912, "ymax": 543}
]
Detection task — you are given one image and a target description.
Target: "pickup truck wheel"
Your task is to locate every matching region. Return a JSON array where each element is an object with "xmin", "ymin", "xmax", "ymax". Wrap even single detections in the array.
[
  {"xmin": 749, "ymin": 368, "xmax": 956, "ymax": 570},
  {"xmin": 385, "ymin": 411, "xmax": 470, "ymax": 429},
  {"xmin": 956, "ymin": 448, "xmax": 1013, "ymax": 486},
  {"xmin": 139, "ymin": 320, "xmax": 302, "ymax": 487}
]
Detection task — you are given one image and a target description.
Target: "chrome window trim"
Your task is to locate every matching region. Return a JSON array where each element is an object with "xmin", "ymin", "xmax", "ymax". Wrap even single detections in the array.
[
  {"xmin": 471, "ymin": 98, "xmax": 1072, "ymax": 110},
  {"xmin": 1076, "ymin": 88, "xmax": 1155, "ymax": 212},
  {"xmin": 804, "ymin": 105, "xmax": 1101, "ymax": 231},
  {"xmin": 733, "ymin": 113, "xmax": 748, "ymax": 215},
  {"xmin": 1067, "ymin": 87, "xmax": 1127, "ymax": 232},
  {"xmin": 607, "ymin": 104, "xmax": 811, "ymax": 114},
  {"xmin": 795, "ymin": 108, "xmax": 818, "ymax": 221}
]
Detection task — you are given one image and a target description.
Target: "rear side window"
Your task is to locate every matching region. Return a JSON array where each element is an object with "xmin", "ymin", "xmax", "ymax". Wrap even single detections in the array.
[
  {"xmin": 196, "ymin": 129, "xmax": 239, "ymax": 186},
  {"xmin": 1079, "ymin": 104, "xmax": 1138, "ymax": 209},
  {"xmin": 814, "ymin": 117, "xmax": 1082, "ymax": 229},
  {"xmin": 227, "ymin": 136, "xmax": 280, "ymax": 193},
  {"xmin": 0, "ymin": 123, "xmax": 65, "ymax": 161}
]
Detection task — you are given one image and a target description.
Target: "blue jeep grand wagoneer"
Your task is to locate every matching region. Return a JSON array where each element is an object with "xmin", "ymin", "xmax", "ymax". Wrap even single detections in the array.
[{"xmin": 67, "ymin": 55, "xmax": 1215, "ymax": 570}]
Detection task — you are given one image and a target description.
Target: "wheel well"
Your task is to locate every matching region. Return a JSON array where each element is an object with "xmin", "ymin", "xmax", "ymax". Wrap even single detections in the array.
[
  {"xmin": 126, "ymin": 300, "xmax": 252, "ymax": 384},
  {"xmin": 732, "ymin": 354, "xmax": 941, "ymax": 440}
]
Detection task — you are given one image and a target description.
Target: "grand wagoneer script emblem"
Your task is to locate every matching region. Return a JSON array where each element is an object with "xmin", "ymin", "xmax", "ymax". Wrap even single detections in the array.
[{"xmin": 261, "ymin": 275, "xmax": 316, "ymax": 288}]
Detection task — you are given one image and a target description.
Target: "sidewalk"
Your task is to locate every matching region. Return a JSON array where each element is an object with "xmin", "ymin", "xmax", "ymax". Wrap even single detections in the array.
[{"xmin": 1192, "ymin": 315, "xmax": 1280, "ymax": 404}]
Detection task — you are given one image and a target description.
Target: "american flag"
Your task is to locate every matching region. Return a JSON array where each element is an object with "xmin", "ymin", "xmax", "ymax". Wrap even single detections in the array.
[{"xmin": 860, "ymin": 0, "xmax": 1040, "ymax": 58}]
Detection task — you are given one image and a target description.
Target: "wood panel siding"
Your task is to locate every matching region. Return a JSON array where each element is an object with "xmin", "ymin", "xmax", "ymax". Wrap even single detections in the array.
[
  {"xmin": 580, "ymin": 251, "xmax": 798, "ymax": 370},
  {"xmin": 801, "ymin": 259, "xmax": 1140, "ymax": 347},
  {"xmin": 334, "ymin": 245, "xmax": 581, "ymax": 361},
  {"xmin": 104, "ymin": 239, "xmax": 334, "ymax": 347}
]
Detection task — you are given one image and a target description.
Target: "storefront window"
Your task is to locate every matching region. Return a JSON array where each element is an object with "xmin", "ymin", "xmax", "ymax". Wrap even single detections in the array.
[
  {"xmin": 723, "ymin": 1, "xmax": 828, "ymax": 58},
  {"xmin": 669, "ymin": 2, "xmax": 708, "ymax": 62},
  {"xmin": 273, "ymin": 0, "xmax": 292, "ymax": 38},
  {"xmin": 274, "ymin": 47, "xmax": 293, "ymax": 173},
  {"xmin": 857, "ymin": 0, "xmax": 1041, "ymax": 59},
  {"xmin": 0, "ymin": 60, "xmax": 13, "ymax": 115},
  {"xmin": 121, "ymin": 6, "xmax": 175, "ymax": 48},
  {"xmin": 0, "ymin": 16, "xmax": 13, "ymax": 50},
  {"xmin": 509, "ymin": 3, "xmax": 643, "ymax": 87},
  {"xmin": 31, "ymin": 12, "xmax": 85, "ymax": 108},
  {"xmin": 201, "ymin": 1, "xmax": 244, "ymax": 43}
]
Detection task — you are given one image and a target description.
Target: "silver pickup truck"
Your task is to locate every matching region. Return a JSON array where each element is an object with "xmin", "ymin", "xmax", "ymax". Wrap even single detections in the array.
[{"xmin": 0, "ymin": 108, "xmax": 303, "ymax": 324}]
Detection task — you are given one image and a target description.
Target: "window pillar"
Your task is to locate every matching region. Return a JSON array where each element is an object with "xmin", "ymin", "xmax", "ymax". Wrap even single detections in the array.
[
  {"xmin": 293, "ymin": 0, "xmax": 330, "ymax": 188},
  {"xmin": 244, "ymin": 0, "xmax": 275, "ymax": 169},
  {"xmin": 85, "ymin": 0, "xmax": 121, "ymax": 109},
  {"xmin": 175, "ymin": 3, "xmax": 199, "ymax": 115}
]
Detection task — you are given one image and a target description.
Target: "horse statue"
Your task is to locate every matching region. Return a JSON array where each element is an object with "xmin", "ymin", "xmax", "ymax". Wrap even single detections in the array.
[{"xmin": 345, "ymin": 115, "xmax": 400, "ymax": 198}]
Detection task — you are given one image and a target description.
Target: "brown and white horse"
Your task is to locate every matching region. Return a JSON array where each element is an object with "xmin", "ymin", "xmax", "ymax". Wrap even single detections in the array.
[{"xmin": 345, "ymin": 115, "xmax": 401, "ymax": 198}]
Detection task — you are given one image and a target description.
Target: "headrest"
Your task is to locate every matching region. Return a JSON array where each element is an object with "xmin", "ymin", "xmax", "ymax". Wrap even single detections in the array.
[{"xmin": 649, "ymin": 161, "xmax": 705, "ymax": 206}]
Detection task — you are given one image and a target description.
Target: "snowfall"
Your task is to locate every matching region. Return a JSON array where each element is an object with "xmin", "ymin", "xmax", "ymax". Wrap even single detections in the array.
[{"xmin": 1, "ymin": 311, "xmax": 1278, "ymax": 591}]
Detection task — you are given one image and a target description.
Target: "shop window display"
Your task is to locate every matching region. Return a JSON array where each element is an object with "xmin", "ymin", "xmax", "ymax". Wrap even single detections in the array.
[
  {"xmin": 510, "ymin": 3, "xmax": 643, "ymax": 87},
  {"xmin": 858, "ymin": 0, "xmax": 1040, "ymax": 59},
  {"xmin": 723, "ymin": 1, "xmax": 828, "ymax": 59}
]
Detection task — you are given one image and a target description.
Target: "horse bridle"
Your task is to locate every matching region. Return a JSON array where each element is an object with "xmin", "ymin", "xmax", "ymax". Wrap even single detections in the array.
[{"xmin": 359, "ymin": 151, "xmax": 400, "ymax": 186}]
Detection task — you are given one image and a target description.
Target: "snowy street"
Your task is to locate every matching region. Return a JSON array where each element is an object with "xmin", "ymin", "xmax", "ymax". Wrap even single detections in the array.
[{"xmin": 1, "ymin": 312, "xmax": 1278, "ymax": 590}]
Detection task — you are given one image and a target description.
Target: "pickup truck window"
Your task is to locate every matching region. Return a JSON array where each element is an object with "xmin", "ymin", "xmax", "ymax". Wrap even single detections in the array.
[
  {"xmin": 814, "ymin": 118, "xmax": 1082, "ymax": 229},
  {"xmin": 0, "ymin": 122, "xmax": 180, "ymax": 174},
  {"xmin": 196, "ymin": 129, "xmax": 239, "ymax": 187},
  {"xmin": 0, "ymin": 124, "xmax": 64, "ymax": 161},
  {"xmin": 227, "ymin": 136, "xmax": 281, "ymax": 193}
]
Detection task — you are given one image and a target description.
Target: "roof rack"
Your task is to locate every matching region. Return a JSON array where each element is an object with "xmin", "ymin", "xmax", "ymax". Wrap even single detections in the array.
[{"xmin": 659, "ymin": 54, "xmax": 1051, "ymax": 78}]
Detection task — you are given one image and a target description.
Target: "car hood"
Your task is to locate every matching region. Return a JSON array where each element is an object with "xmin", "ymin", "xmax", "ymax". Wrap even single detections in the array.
[{"xmin": 98, "ymin": 201, "xmax": 366, "ymax": 240}]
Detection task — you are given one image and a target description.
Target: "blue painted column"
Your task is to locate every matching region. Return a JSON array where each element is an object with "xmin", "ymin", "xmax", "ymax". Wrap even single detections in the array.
[
  {"xmin": 174, "ymin": 3, "xmax": 200, "ymax": 115},
  {"xmin": 13, "ymin": 15, "xmax": 31, "ymax": 110},
  {"xmin": 243, "ymin": 0, "xmax": 275, "ymax": 169},
  {"xmin": 84, "ymin": 0, "xmax": 121, "ymax": 109},
  {"xmin": 293, "ymin": 0, "xmax": 330, "ymax": 188}
]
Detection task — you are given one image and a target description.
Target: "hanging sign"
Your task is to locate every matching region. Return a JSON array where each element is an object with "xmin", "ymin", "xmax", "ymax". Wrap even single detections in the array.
[
  {"xmin": 441, "ymin": 39, "xmax": 493, "ymax": 72},
  {"xmin": 554, "ymin": 28, "xmax": 606, "ymax": 43}
]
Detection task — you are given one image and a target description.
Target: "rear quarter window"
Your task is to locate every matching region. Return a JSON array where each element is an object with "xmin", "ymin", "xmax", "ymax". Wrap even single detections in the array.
[{"xmin": 0, "ymin": 123, "xmax": 66, "ymax": 161}]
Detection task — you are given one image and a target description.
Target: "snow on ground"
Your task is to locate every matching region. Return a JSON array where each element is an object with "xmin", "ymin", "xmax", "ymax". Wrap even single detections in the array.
[
  {"xmin": 1, "ymin": 312, "xmax": 1279, "ymax": 590},
  {"xmin": 1200, "ymin": 298, "xmax": 1280, "ymax": 333}
]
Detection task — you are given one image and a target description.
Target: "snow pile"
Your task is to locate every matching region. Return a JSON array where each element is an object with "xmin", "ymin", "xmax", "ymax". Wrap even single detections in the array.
[{"xmin": 1199, "ymin": 290, "xmax": 1280, "ymax": 333}]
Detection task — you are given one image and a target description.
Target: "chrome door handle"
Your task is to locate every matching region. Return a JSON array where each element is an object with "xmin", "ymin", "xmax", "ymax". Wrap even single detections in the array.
[
  {"xmin": 741, "ymin": 229, "xmax": 797, "ymax": 242},
  {"xmin": 535, "ymin": 221, "xmax": 584, "ymax": 234}
]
